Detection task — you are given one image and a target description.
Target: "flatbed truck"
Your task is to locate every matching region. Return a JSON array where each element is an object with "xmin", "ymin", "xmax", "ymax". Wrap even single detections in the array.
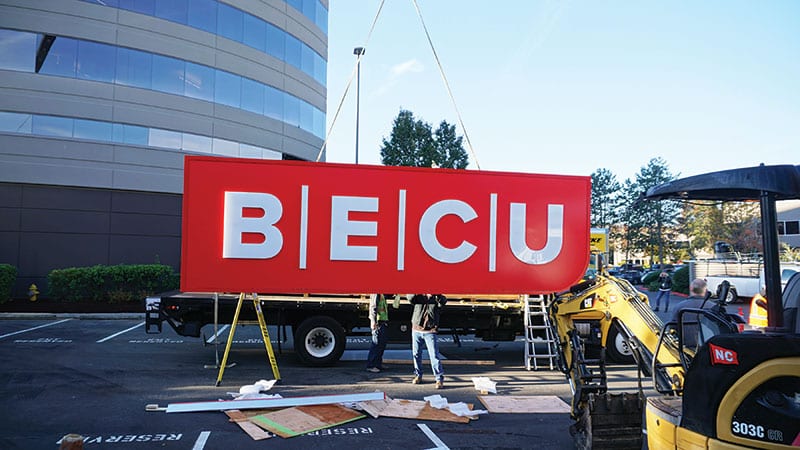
[{"xmin": 145, "ymin": 292, "xmax": 527, "ymax": 366}]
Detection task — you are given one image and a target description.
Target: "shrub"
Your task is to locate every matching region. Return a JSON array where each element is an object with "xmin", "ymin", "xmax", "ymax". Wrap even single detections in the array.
[
  {"xmin": 642, "ymin": 270, "xmax": 661, "ymax": 291},
  {"xmin": 0, "ymin": 264, "xmax": 16, "ymax": 303},
  {"xmin": 672, "ymin": 265, "xmax": 689, "ymax": 295},
  {"xmin": 48, "ymin": 264, "xmax": 179, "ymax": 303}
]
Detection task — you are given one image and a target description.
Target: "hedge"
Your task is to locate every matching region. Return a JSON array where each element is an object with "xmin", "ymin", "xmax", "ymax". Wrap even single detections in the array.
[
  {"xmin": 0, "ymin": 264, "xmax": 16, "ymax": 303},
  {"xmin": 672, "ymin": 265, "xmax": 689, "ymax": 295},
  {"xmin": 643, "ymin": 270, "xmax": 661, "ymax": 291},
  {"xmin": 48, "ymin": 264, "xmax": 179, "ymax": 303}
]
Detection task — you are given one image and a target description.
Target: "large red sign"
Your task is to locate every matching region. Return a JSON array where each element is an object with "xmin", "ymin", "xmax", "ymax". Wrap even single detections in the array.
[{"xmin": 181, "ymin": 156, "xmax": 590, "ymax": 294}]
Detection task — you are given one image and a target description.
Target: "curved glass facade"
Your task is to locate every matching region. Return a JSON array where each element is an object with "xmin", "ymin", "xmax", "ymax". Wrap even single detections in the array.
[
  {"xmin": 0, "ymin": 111, "xmax": 283, "ymax": 159},
  {"xmin": 0, "ymin": 0, "xmax": 327, "ymax": 297},
  {"xmin": 0, "ymin": 29, "xmax": 325, "ymax": 139},
  {"xmin": 78, "ymin": 0, "xmax": 327, "ymax": 85}
]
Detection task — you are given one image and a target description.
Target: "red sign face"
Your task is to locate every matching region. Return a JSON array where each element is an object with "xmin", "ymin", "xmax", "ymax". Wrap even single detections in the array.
[{"xmin": 181, "ymin": 156, "xmax": 590, "ymax": 294}]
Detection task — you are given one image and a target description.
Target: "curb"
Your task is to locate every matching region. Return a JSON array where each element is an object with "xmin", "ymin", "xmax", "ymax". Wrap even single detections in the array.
[{"xmin": 0, "ymin": 312, "xmax": 145, "ymax": 320}]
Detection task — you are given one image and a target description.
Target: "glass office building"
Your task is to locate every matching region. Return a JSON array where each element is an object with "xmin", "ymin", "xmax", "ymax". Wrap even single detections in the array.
[{"xmin": 0, "ymin": 0, "xmax": 327, "ymax": 294}]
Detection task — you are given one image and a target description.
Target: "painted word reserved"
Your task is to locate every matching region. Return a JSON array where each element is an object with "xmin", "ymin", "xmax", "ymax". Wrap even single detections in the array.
[{"xmin": 181, "ymin": 157, "xmax": 590, "ymax": 294}]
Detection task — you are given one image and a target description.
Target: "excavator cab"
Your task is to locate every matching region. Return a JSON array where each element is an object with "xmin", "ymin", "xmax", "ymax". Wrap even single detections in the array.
[{"xmin": 643, "ymin": 165, "xmax": 800, "ymax": 449}]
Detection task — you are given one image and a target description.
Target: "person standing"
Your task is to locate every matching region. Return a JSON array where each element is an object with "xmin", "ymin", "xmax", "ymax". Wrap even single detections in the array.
[
  {"xmin": 671, "ymin": 278, "xmax": 712, "ymax": 320},
  {"xmin": 653, "ymin": 271, "xmax": 672, "ymax": 312},
  {"xmin": 671, "ymin": 278, "xmax": 714, "ymax": 350},
  {"xmin": 410, "ymin": 294, "xmax": 447, "ymax": 389},
  {"xmin": 366, "ymin": 294, "xmax": 389, "ymax": 373}
]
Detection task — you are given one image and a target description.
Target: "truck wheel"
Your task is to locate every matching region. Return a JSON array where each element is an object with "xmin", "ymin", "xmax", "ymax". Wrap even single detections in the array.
[
  {"xmin": 606, "ymin": 323, "xmax": 635, "ymax": 364},
  {"xmin": 294, "ymin": 316, "xmax": 346, "ymax": 366},
  {"xmin": 717, "ymin": 286, "xmax": 738, "ymax": 304}
]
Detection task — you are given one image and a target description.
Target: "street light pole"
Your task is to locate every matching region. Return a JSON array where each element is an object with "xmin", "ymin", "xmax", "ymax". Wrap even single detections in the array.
[{"xmin": 353, "ymin": 46, "xmax": 365, "ymax": 164}]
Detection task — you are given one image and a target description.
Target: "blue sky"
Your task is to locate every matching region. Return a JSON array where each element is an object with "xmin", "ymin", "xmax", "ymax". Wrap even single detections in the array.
[{"xmin": 323, "ymin": 1, "xmax": 799, "ymax": 182}]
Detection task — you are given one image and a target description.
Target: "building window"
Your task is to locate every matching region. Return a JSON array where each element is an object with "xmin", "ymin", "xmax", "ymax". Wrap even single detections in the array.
[
  {"xmin": 78, "ymin": 0, "xmax": 327, "ymax": 86},
  {"xmin": 784, "ymin": 220, "xmax": 800, "ymax": 235},
  {"xmin": 0, "ymin": 110, "xmax": 282, "ymax": 160},
  {"xmin": 0, "ymin": 29, "xmax": 325, "ymax": 139},
  {"xmin": 0, "ymin": 29, "xmax": 36, "ymax": 72}
]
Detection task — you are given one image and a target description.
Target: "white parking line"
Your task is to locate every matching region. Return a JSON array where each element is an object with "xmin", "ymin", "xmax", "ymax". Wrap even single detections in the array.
[
  {"xmin": 0, "ymin": 319, "xmax": 72, "ymax": 340},
  {"xmin": 96, "ymin": 322, "xmax": 144, "ymax": 343},
  {"xmin": 205, "ymin": 325, "xmax": 230, "ymax": 344},
  {"xmin": 192, "ymin": 431, "xmax": 210, "ymax": 450},
  {"xmin": 417, "ymin": 423, "xmax": 449, "ymax": 450}
]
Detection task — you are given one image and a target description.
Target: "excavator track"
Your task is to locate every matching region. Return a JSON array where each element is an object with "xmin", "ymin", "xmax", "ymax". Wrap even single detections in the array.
[{"xmin": 570, "ymin": 393, "xmax": 644, "ymax": 450}]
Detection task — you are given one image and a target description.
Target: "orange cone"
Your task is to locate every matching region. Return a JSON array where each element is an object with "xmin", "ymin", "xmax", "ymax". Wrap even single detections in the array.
[{"xmin": 738, "ymin": 306, "xmax": 744, "ymax": 317}]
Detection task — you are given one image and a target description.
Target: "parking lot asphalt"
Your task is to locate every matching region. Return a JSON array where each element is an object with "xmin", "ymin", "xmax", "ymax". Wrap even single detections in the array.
[
  {"xmin": 0, "ymin": 290, "xmax": 750, "ymax": 449},
  {"xmin": 0, "ymin": 316, "xmax": 615, "ymax": 450}
]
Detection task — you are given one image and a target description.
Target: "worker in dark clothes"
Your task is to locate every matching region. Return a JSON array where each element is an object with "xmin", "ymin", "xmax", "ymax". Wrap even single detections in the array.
[
  {"xmin": 410, "ymin": 294, "xmax": 447, "ymax": 389},
  {"xmin": 653, "ymin": 271, "xmax": 672, "ymax": 312}
]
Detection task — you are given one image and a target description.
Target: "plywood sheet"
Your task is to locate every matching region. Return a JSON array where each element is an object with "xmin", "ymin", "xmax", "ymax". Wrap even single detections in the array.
[
  {"xmin": 360, "ymin": 398, "xmax": 471, "ymax": 423},
  {"xmin": 224, "ymin": 410, "xmax": 272, "ymax": 440},
  {"xmin": 249, "ymin": 404, "xmax": 365, "ymax": 438},
  {"xmin": 478, "ymin": 395, "xmax": 570, "ymax": 414}
]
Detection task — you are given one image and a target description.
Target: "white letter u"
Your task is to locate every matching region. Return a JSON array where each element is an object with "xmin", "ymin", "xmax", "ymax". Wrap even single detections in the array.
[{"xmin": 509, "ymin": 203, "xmax": 563, "ymax": 265}]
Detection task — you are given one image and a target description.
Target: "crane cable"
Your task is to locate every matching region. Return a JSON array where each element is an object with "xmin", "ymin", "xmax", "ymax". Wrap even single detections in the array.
[
  {"xmin": 410, "ymin": 0, "xmax": 481, "ymax": 170},
  {"xmin": 316, "ymin": 0, "xmax": 387, "ymax": 162}
]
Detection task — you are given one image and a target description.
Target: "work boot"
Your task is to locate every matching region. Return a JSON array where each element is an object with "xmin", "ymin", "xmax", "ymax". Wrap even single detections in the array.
[
  {"xmin": 435, "ymin": 380, "xmax": 444, "ymax": 389},
  {"xmin": 411, "ymin": 376, "xmax": 421, "ymax": 384}
]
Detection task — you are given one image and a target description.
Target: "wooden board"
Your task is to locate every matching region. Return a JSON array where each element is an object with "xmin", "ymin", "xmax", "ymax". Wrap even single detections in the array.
[
  {"xmin": 477, "ymin": 395, "xmax": 570, "ymax": 414},
  {"xmin": 224, "ymin": 410, "xmax": 272, "ymax": 440},
  {"xmin": 382, "ymin": 359, "xmax": 495, "ymax": 366},
  {"xmin": 249, "ymin": 404, "xmax": 365, "ymax": 438},
  {"xmin": 359, "ymin": 398, "xmax": 471, "ymax": 424}
]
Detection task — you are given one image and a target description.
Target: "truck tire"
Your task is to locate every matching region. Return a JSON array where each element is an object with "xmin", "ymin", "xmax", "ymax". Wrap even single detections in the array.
[
  {"xmin": 606, "ymin": 323, "xmax": 635, "ymax": 364},
  {"xmin": 716, "ymin": 285, "xmax": 739, "ymax": 304},
  {"xmin": 294, "ymin": 316, "xmax": 346, "ymax": 366}
]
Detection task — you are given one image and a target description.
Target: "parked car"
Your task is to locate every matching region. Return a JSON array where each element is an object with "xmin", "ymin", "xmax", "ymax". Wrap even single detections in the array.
[{"xmin": 619, "ymin": 269, "xmax": 644, "ymax": 285}]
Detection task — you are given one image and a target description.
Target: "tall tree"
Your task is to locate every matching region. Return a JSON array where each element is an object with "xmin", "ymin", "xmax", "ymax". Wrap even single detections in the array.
[
  {"xmin": 590, "ymin": 168, "xmax": 622, "ymax": 229},
  {"xmin": 432, "ymin": 121, "xmax": 469, "ymax": 169},
  {"xmin": 625, "ymin": 158, "xmax": 681, "ymax": 264},
  {"xmin": 681, "ymin": 200, "xmax": 760, "ymax": 257},
  {"xmin": 380, "ymin": 109, "xmax": 468, "ymax": 169}
]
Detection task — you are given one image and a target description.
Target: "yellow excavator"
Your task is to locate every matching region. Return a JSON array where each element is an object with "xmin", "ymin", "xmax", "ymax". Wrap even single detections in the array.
[{"xmin": 549, "ymin": 164, "xmax": 800, "ymax": 449}]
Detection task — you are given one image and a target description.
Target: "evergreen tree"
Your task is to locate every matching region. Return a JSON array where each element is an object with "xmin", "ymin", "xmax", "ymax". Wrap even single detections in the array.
[
  {"xmin": 590, "ymin": 168, "xmax": 622, "ymax": 228},
  {"xmin": 380, "ymin": 109, "xmax": 468, "ymax": 169}
]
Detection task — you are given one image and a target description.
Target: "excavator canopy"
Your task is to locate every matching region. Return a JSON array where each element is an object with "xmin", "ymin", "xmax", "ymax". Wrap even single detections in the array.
[
  {"xmin": 643, "ymin": 164, "xmax": 800, "ymax": 330},
  {"xmin": 644, "ymin": 164, "xmax": 800, "ymax": 202}
]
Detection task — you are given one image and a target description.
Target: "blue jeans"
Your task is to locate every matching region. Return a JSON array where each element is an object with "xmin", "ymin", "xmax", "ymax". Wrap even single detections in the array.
[
  {"xmin": 366, "ymin": 322, "xmax": 388, "ymax": 369},
  {"xmin": 654, "ymin": 290, "xmax": 670, "ymax": 311},
  {"xmin": 412, "ymin": 330, "xmax": 444, "ymax": 381}
]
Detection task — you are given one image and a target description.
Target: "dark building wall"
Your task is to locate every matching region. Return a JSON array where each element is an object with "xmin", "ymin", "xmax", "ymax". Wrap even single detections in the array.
[{"xmin": 0, "ymin": 182, "xmax": 181, "ymax": 297}]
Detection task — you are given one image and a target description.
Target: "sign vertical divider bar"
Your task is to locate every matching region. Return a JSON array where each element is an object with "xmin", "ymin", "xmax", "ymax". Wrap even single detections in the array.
[
  {"xmin": 397, "ymin": 189, "xmax": 407, "ymax": 271},
  {"xmin": 489, "ymin": 193, "xmax": 498, "ymax": 272},
  {"xmin": 299, "ymin": 185, "xmax": 309, "ymax": 269}
]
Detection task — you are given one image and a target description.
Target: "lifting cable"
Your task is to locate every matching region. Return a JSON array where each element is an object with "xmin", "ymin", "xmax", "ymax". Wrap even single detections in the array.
[
  {"xmin": 410, "ymin": 0, "xmax": 481, "ymax": 170},
  {"xmin": 316, "ymin": 0, "xmax": 387, "ymax": 162},
  {"xmin": 317, "ymin": 0, "xmax": 481, "ymax": 170}
]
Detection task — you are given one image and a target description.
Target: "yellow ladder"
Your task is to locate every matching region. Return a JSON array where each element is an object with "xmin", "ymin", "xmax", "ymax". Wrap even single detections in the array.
[{"xmin": 216, "ymin": 292, "xmax": 281, "ymax": 386}]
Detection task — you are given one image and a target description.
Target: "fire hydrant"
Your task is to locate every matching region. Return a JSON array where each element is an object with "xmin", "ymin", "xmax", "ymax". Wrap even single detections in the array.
[{"xmin": 28, "ymin": 284, "xmax": 39, "ymax": 302}]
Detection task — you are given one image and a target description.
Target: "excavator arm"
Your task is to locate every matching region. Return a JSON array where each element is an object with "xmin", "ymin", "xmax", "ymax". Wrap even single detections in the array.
[{"xmin": 549, "ymin": 274, "xmax": 687, "ymax": 449}]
